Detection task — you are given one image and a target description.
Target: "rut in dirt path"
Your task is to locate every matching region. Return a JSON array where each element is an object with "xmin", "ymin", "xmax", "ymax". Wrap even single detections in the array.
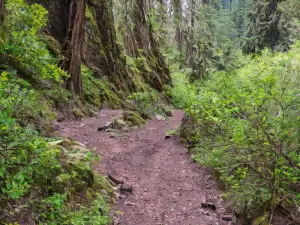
[{"xmin": 58, "ymin": 110, "xmax": 230, "ymax": 225}]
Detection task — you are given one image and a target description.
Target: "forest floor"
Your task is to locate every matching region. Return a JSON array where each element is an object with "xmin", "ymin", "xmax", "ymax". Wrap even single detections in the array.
[{"xmin": 58, "ymin": 110, "xmax": 231, "ymax": 225}]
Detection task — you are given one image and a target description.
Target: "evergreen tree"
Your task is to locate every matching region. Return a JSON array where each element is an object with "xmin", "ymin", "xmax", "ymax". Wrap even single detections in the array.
[{"xmin": 242, "ymin": 0, "xmax": 290, "ymax": 53}]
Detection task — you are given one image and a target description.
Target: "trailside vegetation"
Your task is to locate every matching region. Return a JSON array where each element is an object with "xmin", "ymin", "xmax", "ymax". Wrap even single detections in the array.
[
  {"xmin": 1, "ymin": 0, "xmax": 300, "ymax": 224},
  {"xmin": 178, "ymin": 40, "xmax": 300, "ymax": 225}
]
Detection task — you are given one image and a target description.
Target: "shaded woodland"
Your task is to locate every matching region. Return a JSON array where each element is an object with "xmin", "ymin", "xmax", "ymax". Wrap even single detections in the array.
[{"xmin": 1, "ymin": 0, "xmax": 300, "ymax": 224}]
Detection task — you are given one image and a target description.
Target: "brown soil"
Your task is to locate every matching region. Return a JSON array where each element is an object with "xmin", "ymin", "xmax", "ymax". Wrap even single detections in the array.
[{"xmin": 58, "ymin": 110, "xmax": 231, "ymax": 225}]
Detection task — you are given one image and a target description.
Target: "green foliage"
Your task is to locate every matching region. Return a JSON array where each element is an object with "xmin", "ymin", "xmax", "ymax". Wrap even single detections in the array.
[
  {"xmin": 61, "ymin": 196, "xmax": 110, "ymax": 225},
  {"xmin": 128, "ymin": 91, "xmax": 159, "ymax": 117},
  {"xmin": 0, "ymin": 67, "xmax": 110, "ymax": 224},
  {"xmin": 36, "ymin": 194, "xmax": 110, "ymax": 225},
  {"xmin": 163, "ymin": 46, "xmax": 184, "ymax": 70},
  {"xmin": 128, "ymin": 90, "xmax": 170, "ymax": 118},
  {"xmin": 82, "ymin": 65, "xmax": 101, "ymax": 107},
  {"xmin": 180, "ymin": 42, "xmax": 300, "ymax": 220},
  {"xmin": 148, "ymin": 2, "xmax": 168, "ymax": 46},
  {"xmin": 0, "ymin": 0, "xmax": 67, "ymax": 82},
  {"xmin": 279, "ymin": 0, "xmax": 300, "ymax": 42},
  {"xmin": 125, "ymin": 55, "xmax": 151, "ymax": 73},
  {"xmin": 0, "ymin": 70, "xmax": 56, "ymax": 133},
  {"xmin": 165, "ymin": 71, "xmax": 198, "ymax": 109},
  {"xmin": 82, "ymin": 65, "xmax": 122, "ymax": 108},
  {"xmin": 242, "ymin": 0, "xmax": 290, "ymax": 53},
  {"xmin": 0, "ymin": 104, "xmax": 111, "ymax": 223},
  {"xmin": 184, "ymin": 2, "xmax": 244, "ymax": 79}
]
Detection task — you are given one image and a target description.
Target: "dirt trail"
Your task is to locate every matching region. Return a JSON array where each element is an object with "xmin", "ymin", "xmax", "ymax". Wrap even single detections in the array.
[{"xmin": 58, "ymin": 110, "xmax": 230, "ymax": 225}]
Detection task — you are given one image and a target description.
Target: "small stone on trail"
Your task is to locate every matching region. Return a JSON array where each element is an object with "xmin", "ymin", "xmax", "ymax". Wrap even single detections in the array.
[
  {"xmin": 125, "ymin": 201, "xmax": 135, "ymax": 206},
  {"xmin": 121, "ymin": 183, "xmax": 133, "ymax": 193},
  {"xmin": 112, "ymin": 184, "xmax": 122, "ymax": 191},
  {"xmin": 119, "ymin": 194, "xmax": 127, "ymax": 199},
  {"xmin": 97, "ymin": 121, "xmax": 112, "ymax": 131},
  {"xmin": 201, "ymin": 202, "xmax": 217, "ymax": 210},
  {"xmin": 155, "ymin": 115, "xmax": 166, "ymax": 121},
  {"xmin": 113, "ymin": 217, "xmax": 120, "ymax": 225},
  {"xmin": 222, "ymin": 214, "xmax": 234, "ymax": 221},
  {"xmin": 108, "ymin": 174, "xmax": 124, "ymax": 185}
]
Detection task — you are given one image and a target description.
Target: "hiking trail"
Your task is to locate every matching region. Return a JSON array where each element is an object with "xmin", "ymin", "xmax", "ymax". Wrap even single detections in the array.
[{"xmin": 58, "ymin": 110, "xmax": 230, "ymax": 225}]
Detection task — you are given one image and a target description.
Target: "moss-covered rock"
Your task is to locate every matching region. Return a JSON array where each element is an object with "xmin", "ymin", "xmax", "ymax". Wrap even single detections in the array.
[
  {"xmin": 38, "ymin": 33, "xmax": 62, "ymax": 59},
  {"xmin": 122, "ymin": 111, "xmax": 146, "ymax": 126},
  {"xmin": 73, "ymin": 108, "xmax": 85, "ymax": 119}
]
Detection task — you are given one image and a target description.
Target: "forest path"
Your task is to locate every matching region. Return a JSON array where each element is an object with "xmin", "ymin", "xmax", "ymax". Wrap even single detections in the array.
[{"xmin": 58, "ymin": 110, "xmax": 228, "ymax": 225}]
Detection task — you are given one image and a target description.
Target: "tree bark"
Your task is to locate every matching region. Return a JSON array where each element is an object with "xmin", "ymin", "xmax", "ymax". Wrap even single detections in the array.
[
  {"xmin": 0, "ymin": 0, "xmax": 4, "ymax": 23},
  {"xmin": 186, "ymin": 0, "xmax": 196, "ymax": 67},
  {"xmin": 123, "ymin": 0, "xmax": 171, "ymax": 91},
  {"xmin": 60, "ymin": 0, "xmax": 86, "ymax": 96},
  {"xmin": 85, "ymin": 0, "xmax": 135, "ymax": 93},
  {"xmin": 173, "ymin": 0, "xmax": 183, "ymax": 53}
]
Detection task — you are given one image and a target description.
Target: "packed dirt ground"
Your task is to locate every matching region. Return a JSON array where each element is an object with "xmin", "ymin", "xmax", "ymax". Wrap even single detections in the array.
[{"xmin": 58, "ymin": 110, "xmax": 231, "ymax": 225}]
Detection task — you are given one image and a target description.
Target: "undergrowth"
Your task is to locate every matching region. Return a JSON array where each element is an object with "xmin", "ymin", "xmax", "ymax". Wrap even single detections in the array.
[
  {"xmin": 0, "ymin": 1, "xmax": 113, "ymax": 224},
  {"xmin": 128, "ymin": 90, "xmax": 172, "ymax": 118},
  {"xmin": 175, "ymin": 42, "xmax": 300, "ymax": 223}
]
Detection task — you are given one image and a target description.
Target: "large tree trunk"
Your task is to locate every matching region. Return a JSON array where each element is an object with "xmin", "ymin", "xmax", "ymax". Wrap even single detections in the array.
[
  {"xmin": 123, "ymin": 0, "xmax": 171, "ymax": 91},
  {"xmin": 30, "ymin": 0, "xmax": 170, "ymax": 97},
  {"xmin": 0, "ymin": 0, "xmax": 4, "ymax": 23},
  {"xmin": 186, "ymin": 0, "xmax": 196, "ymax": 67},
  {"xmin": 60, "ymin": 0, "xmax": 86, "ymax": 96},
  {"xmin": 84, "ymin": 0, "xmax": 134, "ymax": 92},
  {"xmin": 173, "ymin": 0, "xmax": 183, "ymax": 53},
  {"xmin": 242, "ymin": 0, "xmax": 289, "ymax": 53},
  {"xmin": 28, "ymin": 0, "xmax": 86, "ymax": 96}
]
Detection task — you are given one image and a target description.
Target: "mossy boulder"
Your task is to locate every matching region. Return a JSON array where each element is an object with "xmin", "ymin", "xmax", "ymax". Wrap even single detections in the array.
[
  {"xmin": 38, "ymin": 33, "xmax": 62, "ymax": 59},
  {"xmin": 122, "ymin": 111, "xmax": 146, "ymax": 126},
  {"xmin": 253, "ymin": 212, "xmax": 269, "ymax": 225},
  {"xmin": 106, "ymin": 111, "xmax": 146, "ymax": 130},
  {"xmin": 73, "ymin": 108, "xmax": 85, "ymax": 119}
]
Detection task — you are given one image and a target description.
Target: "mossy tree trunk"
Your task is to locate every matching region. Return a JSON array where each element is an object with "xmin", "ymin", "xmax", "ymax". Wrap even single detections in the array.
[
  {"xmin": 186, "ymin": 0, "xmax": 196, "ymax": 68},
  {"xmin": 29, "ymin": 0, "xmax": 86, "ymax": 96},
  {"xmin": 30, "ymin": 0, "xmax": 170, "ymax": 98},
  {"xmin": 60, "ymin": 0, "xmax": 86, "ymax": 96},
  {"xmin": 173, "ymin": 0, "xmax": 183, "ymax": 53},
  {"xmin": 0, "ymin": 0, "xmax": 4, "ymax": 23},
  {"xmin": 242, "ymin": 0, "xmax": 289, "ymax": 53},
  {"xmin": 85, "ymin": 0, "xmax": 134, "ymax": 93},
  {"xmin": 123, "ymin": 0, "xmax": 171, "ymax": 91}
]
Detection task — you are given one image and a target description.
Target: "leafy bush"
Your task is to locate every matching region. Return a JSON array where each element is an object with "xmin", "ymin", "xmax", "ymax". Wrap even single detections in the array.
[
  {"xmin": 0, "ymin": 70, "xmax": 56, "ymax": 133},
  {"xmin": 0, "ymin": 92, "xmax": 111, "ymax": 223},
  {"xmin": 60, "ymin": 196, "xmax": 110, "ymax": 225},
  {"xmin": 165, "ymin": 71, "xmax": 198, "ymax": 109},
  {"xmin": 128, "ymin": 90, "xmax": 170, "ymax": 118},
  {"xmin": 0, "ymin": 0, "xmax": 67, "ymax": 82},
  {"xmin": 0, "ymin": 1, "xmax": 112, "ymax": 219},
  {"xmin": 181, "ymin": 42, "xmax": 300, "ymax": 221}
]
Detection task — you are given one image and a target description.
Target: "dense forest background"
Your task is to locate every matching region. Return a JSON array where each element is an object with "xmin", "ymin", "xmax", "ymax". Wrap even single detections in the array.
[{"xmin": 1, "ymin": 0, "xmax": 300, "ymax": 224}]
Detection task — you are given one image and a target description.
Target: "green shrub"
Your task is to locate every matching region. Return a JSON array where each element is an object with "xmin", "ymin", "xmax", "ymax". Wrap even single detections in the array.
[
  {"xmin": 82, "ymin": 65, "xmax": 122, "ymax": 108},
  {"xmin": 181, "ymin": 41, "xmax": 300, "ymax": 221},
  {"xmin": 0, "ymin": 70, "xmax": 56, "ymax": 133},
  {"xmin": 0, "ymin": 60, "xmax": 110, "ymax": 225},
  {"xmin": 166, "ymin": 72, "xmax": 198, "ymax": 109},
  {"xmin": 128, "ymin": 90, "xmax": 164, "ymax": 117},
  {"xmin": 60, "ymin": 196, "xmax": 110, "ymax": 225},
  {"xmin": 1, "ymin": 0, "xmax": 67, "ymax": 82},
  {"xmin": 0, "ymin": 100, "xmax": 111, "ymax": 223}
]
